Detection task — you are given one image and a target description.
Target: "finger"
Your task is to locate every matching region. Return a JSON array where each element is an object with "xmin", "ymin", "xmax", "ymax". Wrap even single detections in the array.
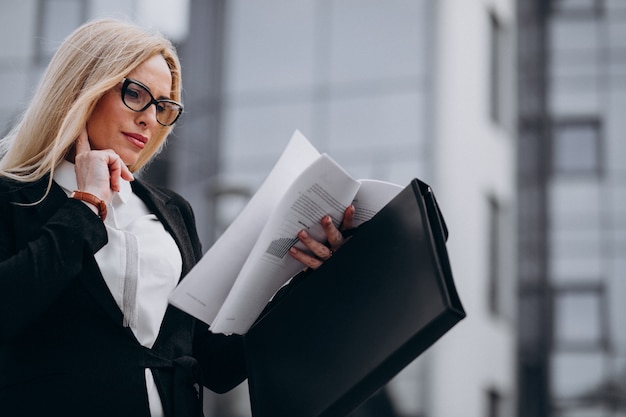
[
  {"xmin": 108, "ymin": 160, "xmax": 121, "ymax": 192},
  {"xmin": 107, "ymin": 153, "xmax": 127, "ymax": 192},
  {"xmin": 111, "ymin": 157, "xmax": 135, "ymax": 183},
  {"xmin": 340, "ymin": 205, "xmax": 355, "ymax": 231},
  {"xmin": 105, "ymin": 152, "xmax": 134, "ymax": 192},
  {"xmin": 288, "ymin": 247, "xmax": 324, "ymax": 270},
  {"xmin": 121, "ymin": 164, "xmax": 134, "ymax": 182},
  {"xmin": 321, "ymin": 215, "xmax": 343, "ymax": 250},
  {"xmin": 74, "ymin": 127, "xmax": 91, "ymax": 156},
  {"xmin": 297, "ymin": 229, "xmax": 333, "ymax": 260}
]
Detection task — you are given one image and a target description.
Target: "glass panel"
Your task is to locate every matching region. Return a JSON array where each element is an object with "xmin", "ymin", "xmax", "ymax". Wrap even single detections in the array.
[
  {"xmin": 221, "ymin": 100, "xmax": 315, "ymax": 179},
  {"xmin": 327, "ymin": 93, "xmax": 423, "ymax": 154},
  {"xmin": 549, "ymin": 82, "xmax": 601, "ymax": 116},
  {"xmin": 329, "ymin": 0, "xmax": 428, "ymax": 84},
  {"xmin": 606, "ymin": 94, "xmax": 626, "ymax": 179},
  {"xmin": 89, "ymin": 0, "xmax": 132, "ymax": 18},
  {"xmin": 549, "ymin": 229, "xmax": 601, "ymax": 269},
  {"xmin": 606, "ymin": 0, "xmax": 626, "ymax": 13},
  {"xmin": 549, "ymin": 181, "xmax": 601, "ymax": 225},
  {"xmin": 552, "ymin": 0, "xmax": 599, "ymax": 15},
  {"xmin": 551, "ymin": 351, "xmax": 606, "ymax": 399},
  {"xmin": 608, "ymin": 258, "xmax": 626, "ymax": 348},
  {"xmin": 0, "ymin": 1, "xmax": 37, "ymax": 60},
  {"xmin": 327, "ymin": 92, "xmax": 426, "ymax": 184},
  {"xmin": 489, "ymin": 11, "xmax": 503, "ymax": 124},
  {"xmin": 548, "ymin": 180, "xmax": 603, "ymax": 283},
  {"xmin": 553, "ymin": 290, "xmax": 603, "ymax": 348},
  {"xmin": 223, "ymin": 0, "xmax": 318, "ymax": 94},
  {"xmin": 488, "ymin": 195, "xmax": 501, "ymax": 315},
  {"xmin": 550, "ymin": 256, "xmax": 602, "ymax": 284},
  {"xmin": 553, "ymin": 406, "xmax": 610, "ymax": 417},
  {"xmin": 608, "ymin": 19, "xmax": 626, "ymax": 49},
  {"xmin": 550, "ymin": 18, "xmax": 600, "ymax": 51},
  {"xmin": 40, "ymin": 0, "xmax": 84, "ymax": 60},
  {"xmin": 136, "ymin": 0, "xmax": 190, "ymax": 42},
  {"xmin": 548, "ymin": 18, "xmax": 601, "ymax": 116},
  {"xmin": 552, "ymin": 122, "xmax": 600, "ymax": 174}
]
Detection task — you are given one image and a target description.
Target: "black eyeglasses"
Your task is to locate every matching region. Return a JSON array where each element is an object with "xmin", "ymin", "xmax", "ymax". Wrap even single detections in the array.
[{"xmin": 120, "ymin": 78, "xmax": 183, "ymax": 126}]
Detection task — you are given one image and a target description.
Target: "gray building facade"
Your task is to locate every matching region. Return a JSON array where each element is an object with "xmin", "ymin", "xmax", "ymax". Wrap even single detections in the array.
[
  {"xmin": 518, "ymin": 0, "xmax": 626, "ymax": 416},
  {"xmin": 0, "ymin": 1, "xmax": 517, "ymax": 416}
]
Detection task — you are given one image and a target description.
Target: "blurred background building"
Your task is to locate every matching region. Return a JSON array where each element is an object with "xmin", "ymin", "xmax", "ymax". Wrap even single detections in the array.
[
  {"xmin": 517, "ymin": 1, "xmax": 626, "ymax": 417},
  {"xmin": 1, "ymin": 1, "xmax": 517, "ymax": 416},
  {"xmin": 6, "ymin": 1, "xmax": 622, "ymax": 417}
]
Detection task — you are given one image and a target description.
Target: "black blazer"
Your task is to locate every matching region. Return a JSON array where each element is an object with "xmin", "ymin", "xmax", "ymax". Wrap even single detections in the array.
[{"xmin": 0, "ymin": 176, "xmax": 247, "ymax": 417}]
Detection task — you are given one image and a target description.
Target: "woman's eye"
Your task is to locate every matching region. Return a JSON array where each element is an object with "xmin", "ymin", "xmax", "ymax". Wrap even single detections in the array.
[{"xmin": 126, "ymin": 88, "xmax": 141, "ymax": 100}]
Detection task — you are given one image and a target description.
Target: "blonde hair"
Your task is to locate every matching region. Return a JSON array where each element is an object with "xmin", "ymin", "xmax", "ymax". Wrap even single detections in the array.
[{"xmin": 0, "ymin": 18, "xmax": 182, "ymax": 184}]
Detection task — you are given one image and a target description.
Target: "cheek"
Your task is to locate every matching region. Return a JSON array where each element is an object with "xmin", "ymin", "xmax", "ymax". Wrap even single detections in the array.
[
  {"xmin": 85, "ymin": 114, "xmax": 110, "ymax": 150},
  {"xmin": 86, "ymin": 96, "xmax": 120, "ymax": 149}
]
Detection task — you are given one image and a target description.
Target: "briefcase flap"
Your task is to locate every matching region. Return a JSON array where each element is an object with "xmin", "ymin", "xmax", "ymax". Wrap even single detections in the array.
[{"xmin": 244, "ymin": 178, "xmax": 466, "ymax": 417}]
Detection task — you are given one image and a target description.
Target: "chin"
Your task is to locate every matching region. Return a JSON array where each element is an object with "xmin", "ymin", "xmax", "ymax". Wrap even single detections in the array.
[{"xmin": 120, "ymin": 152, "xmax": 141, "ymax": 167}]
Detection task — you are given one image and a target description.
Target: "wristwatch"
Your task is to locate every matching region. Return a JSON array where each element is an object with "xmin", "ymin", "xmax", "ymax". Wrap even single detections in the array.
[{"xmin": 70, "ymin": 191, "xmax": 107, "ymax": 221}]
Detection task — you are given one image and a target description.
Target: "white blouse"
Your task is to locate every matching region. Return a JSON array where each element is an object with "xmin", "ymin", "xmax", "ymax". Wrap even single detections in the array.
[{"xmin": 54, "ymin": 160, "xmax": 183, "ymax": 417}]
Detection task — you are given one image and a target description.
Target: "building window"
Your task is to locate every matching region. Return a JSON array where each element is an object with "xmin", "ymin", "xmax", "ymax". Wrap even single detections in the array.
[
  {"xmin": 36, "ymin": 0, "xmax": 86, "ymax": 64},
  {"xmin": 552, "ymin": 284, "xmax": 607, "ymax": 351},
  {"xmin": 486, "ymin": 388, "xmax": 503, "ymax": 417},
  {"xmin": 551, "ymin": 119, "xmax": 602, "ymax": 177},
  {"xmin": 550, "ymin": 350, "xmax": 608, "ymax": 405},
  {"xmin": 487, "ymin": 196, "xmax": 502, "ymax": 314},
  {"xmin": 551, "ymin": 0, "xmax": 604, "ymax": 17},
  {"xmin": 489, "ymin": 11, "xmax": 503, "ymax": 124}
]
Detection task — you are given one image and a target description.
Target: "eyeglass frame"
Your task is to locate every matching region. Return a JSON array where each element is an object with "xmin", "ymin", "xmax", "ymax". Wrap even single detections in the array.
[{"xmin": 120, "ymin": 78, "xmax": 184, "ymax": 126}]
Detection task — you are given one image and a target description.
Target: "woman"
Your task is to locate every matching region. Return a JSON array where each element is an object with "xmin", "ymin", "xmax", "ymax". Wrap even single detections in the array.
[{"xmin": 0, "ymin": 19, "xmax": 352, "ymax": 417}]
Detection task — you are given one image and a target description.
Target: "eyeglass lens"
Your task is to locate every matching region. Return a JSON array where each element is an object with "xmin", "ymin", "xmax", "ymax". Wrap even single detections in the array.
[{"xmin": 122, "ymin": 79, "xmax": 182, "ymax": 126}]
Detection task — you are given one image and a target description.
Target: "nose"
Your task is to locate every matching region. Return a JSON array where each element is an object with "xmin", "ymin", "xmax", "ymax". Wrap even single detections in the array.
[{"xmin": 135, "ymin": 103, "xmax": 159, "ymax": 127}]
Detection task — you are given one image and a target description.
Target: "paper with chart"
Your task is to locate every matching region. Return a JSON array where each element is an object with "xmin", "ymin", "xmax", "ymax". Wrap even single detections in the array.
[
  {"xmin": 168, "ymin": 130, "xmax": 403, "ymax": 334},
  {"xmin": 168, "ymin": 131, "xmax": 320, "ymax": 326},
  {"xmin": 210, "ymin": 155, "xmax": 360, "ymax": 334}
]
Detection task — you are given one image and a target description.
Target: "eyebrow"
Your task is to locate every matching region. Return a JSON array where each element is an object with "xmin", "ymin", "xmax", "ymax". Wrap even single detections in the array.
[
  {"xmin": 145, "ymin": 83, "xmax": 172, "ymax": 101},
  {"xmin": 151, "ymin": 88, "xmax": 172, "ymax": 101},
  {"xmin": 130, "ymin": 78, "xmax": 172, "ymax": 100}
]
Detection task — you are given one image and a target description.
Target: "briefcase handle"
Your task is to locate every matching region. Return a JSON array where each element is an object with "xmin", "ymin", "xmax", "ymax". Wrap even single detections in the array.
[{"xmin": 414, "ymin": 179, "xmax": 449, "ymax": 242}]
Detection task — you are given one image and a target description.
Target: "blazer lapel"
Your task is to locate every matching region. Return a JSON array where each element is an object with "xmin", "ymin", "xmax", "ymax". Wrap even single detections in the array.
[
  {"xmin": 131, "ymin": 180, "xmax": 197, "ymax": 277},
  {"xmin": 131, "ymin": 179, "xmax": 200, "ymax": 345}
]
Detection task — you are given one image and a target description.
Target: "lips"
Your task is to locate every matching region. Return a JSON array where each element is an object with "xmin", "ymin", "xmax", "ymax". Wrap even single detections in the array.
[{"xmin": 123, "ymin": 132, "xmax": 148, "ymax": 149}]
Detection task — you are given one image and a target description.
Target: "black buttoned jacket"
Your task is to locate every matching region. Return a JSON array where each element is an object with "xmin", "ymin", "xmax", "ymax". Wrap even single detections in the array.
[{"xmin": 0, "ymin": 176, "xmax": 246, "ymax": 417}]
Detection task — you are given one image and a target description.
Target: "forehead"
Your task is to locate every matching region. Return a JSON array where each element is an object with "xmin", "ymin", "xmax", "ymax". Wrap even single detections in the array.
[{"xmin": 126, "ymin": 55, "xmax": 172, "ymax": 97}]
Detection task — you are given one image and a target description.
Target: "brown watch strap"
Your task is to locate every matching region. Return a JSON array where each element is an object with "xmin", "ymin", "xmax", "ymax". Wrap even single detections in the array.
[{"xmin": 70, "ymin": 191, "xmax": 107, "ymax": 221}]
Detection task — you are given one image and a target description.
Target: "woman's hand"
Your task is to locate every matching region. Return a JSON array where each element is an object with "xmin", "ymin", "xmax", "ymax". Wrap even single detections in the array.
[
  {"xmin": 73, "ymin": 127, "xmax": 134, "ymax": 204},
  {"xmin": 288, "ymin": 205, "xmax": 355, "ymax": 270}
]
